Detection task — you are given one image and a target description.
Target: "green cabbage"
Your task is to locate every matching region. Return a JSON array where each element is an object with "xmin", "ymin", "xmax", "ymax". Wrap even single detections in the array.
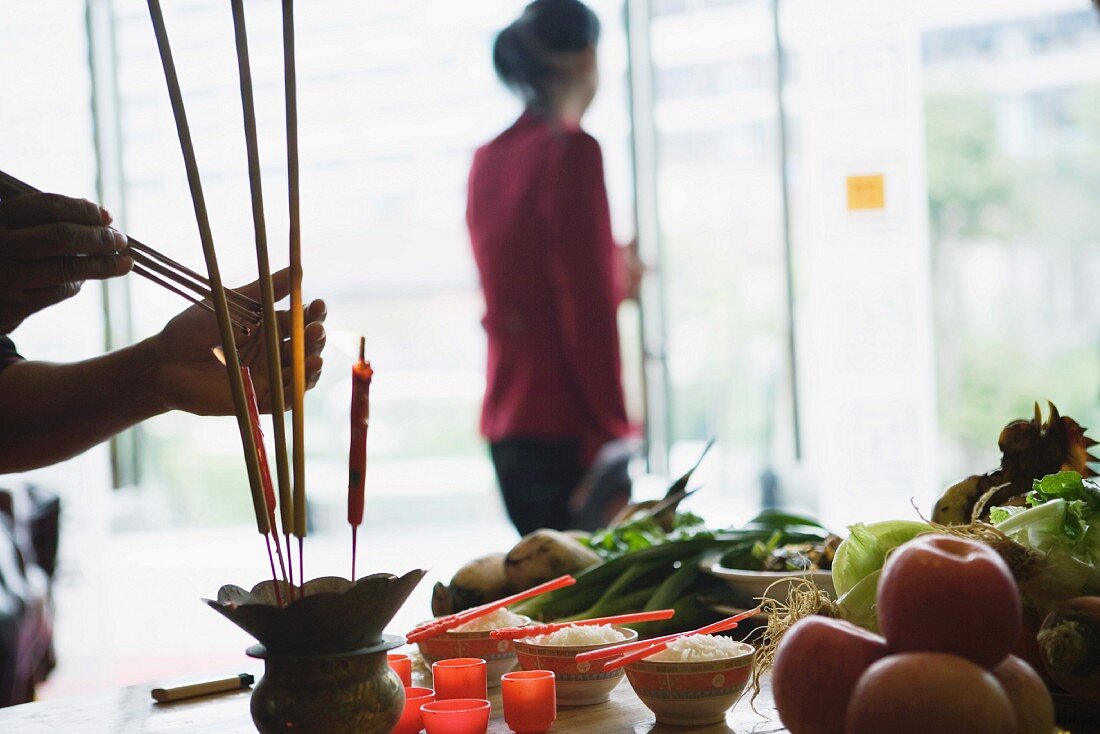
[
  {"xmin": 830, "ymin": 519, "xmax": 932, "ymax": 630},
  {"xmin": 832, "ymin": 520, "xmax": 931, "ymax": 598},
  {"xmin": 992, "ymin": 471, "xmax": 1100, "ymax": 609}
]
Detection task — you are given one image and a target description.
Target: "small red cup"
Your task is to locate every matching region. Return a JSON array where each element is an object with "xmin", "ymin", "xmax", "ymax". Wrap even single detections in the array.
[
  {"xmin": 389, "ymin": 652, "xmax": 413, "ymax": 686},
  {"xmin": 420, "ymin": 698, "xmax": 491, "ymax": 734},
  {"xmin": 432, "ymin": 658, "xmax": 487, "ymax": 701},
  {"xmin": 502, "ymin": 670, "xmax": 556, "ymax": 734},
  {"xmin": 392, "ymin": 686, "xmax": 435, "ymax": 734}
]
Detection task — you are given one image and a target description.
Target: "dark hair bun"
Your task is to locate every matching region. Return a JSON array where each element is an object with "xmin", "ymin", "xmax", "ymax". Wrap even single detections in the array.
[{"xmin": 492, "ymin": 0, "xmax": 600, "ymax": 109}]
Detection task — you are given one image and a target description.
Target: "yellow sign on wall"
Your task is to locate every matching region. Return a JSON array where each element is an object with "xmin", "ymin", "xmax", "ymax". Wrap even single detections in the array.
[{"xmin": 846, "ymin": 174, "xmax": 886, "ymax": 211}]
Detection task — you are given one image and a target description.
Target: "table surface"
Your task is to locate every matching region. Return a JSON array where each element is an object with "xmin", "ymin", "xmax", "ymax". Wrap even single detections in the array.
[{"xmin": 0, "ymin": 667, "xmax": 785, "ymax": 734}]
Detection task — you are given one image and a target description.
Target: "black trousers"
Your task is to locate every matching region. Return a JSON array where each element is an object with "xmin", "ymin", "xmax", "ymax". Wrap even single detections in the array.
[{"xmin": 489, "ymin": 439, "xmax": 586, "ymax": 535}]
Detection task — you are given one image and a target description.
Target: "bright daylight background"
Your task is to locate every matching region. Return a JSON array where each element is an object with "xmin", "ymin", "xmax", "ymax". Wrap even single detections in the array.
[{"xmin": 0, "ymin": 0, "xmax": 1097, "ymax": 696}]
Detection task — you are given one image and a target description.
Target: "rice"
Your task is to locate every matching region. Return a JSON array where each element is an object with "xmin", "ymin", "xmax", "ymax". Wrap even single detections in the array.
[
  {"xmin": 450, "ymin": 607, "xmax": 525, "ymax": 633},
  {"xmin": 645, "ymin": 634, "xmax": 743, "ymax": 662},
  {"xmin": 522, "ymin": 624, "xmax": 628, "ymax": 646}
]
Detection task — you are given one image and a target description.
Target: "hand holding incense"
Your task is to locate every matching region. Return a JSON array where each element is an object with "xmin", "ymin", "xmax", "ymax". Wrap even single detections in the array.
[
  {"xmin": 348, "ymin": 336, "xmax": 372, "ymax": 580},
  {"xmin": 489, "ymin": 609, "xmax": 675, "ymax": 640}
]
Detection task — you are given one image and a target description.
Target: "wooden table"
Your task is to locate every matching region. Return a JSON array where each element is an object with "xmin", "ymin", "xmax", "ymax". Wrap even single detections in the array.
[{"xmin": 0, "ymin": 668, "xmax": 786, "ymax": 733}]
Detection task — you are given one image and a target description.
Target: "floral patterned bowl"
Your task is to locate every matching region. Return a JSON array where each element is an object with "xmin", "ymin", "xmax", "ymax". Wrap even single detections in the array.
[
  {"xmin": 624, "ymin": 640, "xmax": 755, "ymax": 726},
  {"xmin": 513, "ymin": 628, "xmax": 639, "ymax": 706}
]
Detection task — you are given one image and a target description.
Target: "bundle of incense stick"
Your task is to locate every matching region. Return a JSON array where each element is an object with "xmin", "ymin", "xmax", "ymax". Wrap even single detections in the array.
[{"xmin": 145, "ymin": 0, "xmax": 308, "ymax": 600}]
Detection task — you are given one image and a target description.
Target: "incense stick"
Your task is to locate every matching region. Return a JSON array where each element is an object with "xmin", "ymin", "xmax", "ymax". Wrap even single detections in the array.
[
  {"xmin": 146, "ymin": 0, "xmax": 269, "ymax": 537},
  {"xmin": 230, "ymin": 0, "xmax": 295, "ymax": 585},
  {"xmin": 283, "ymin": 0, "xmax": 308, "ymax": 581}
]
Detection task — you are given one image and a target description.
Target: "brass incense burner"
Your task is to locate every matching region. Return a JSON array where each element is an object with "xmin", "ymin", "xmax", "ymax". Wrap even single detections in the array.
[{"xmin": 206, "ymin": 570, "xmax": 426, "ymax": 733}]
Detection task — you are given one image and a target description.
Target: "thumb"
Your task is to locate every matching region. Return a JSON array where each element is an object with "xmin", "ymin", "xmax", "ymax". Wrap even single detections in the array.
[{"xmin": 233, "ymin": 267, "xmax": 291, "ymax": 302}]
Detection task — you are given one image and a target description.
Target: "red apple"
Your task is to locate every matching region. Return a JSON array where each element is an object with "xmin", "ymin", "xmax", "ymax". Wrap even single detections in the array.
[
  {"xmin": 877, "ymin": 535, "xmax": 1021, "ymax": 668},
  {"xmin": 772, "ymin": 617, "xmax": 888, "ymax": 734},
  {"xmin": 845, "ymin": 653, "xmax": 1017, "ymax": 734},
  {"xmin": 991, "ymin": 655, "xmax": 1055, "ymax": 734}
]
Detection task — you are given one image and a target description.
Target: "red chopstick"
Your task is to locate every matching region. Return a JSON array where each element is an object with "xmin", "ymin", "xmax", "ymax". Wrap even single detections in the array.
[
  {"xmin": 406, "ymin": 574, "xmax": 576, "ymax": 643},
  {"xmin": 575, "ymin": 630, "xmax": 689, "ymax": 663},
  {"xmin": 489, "ymin": 609, "xmax": 675, "ymax": 641},
  {"xmin": 597, "ymin": 608, "xmax": 759, "ymax": 672}
]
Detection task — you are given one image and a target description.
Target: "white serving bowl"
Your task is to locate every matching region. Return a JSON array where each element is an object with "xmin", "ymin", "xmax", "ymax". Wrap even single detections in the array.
[{"xmin": 702, "ymin": 558, "xmax": 835, "ymax": 601}]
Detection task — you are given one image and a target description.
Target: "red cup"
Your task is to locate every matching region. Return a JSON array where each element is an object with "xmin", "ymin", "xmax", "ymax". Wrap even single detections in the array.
[
  {"xmin": 389, "ymin": 652, "xmax": 413, "ymax": 687},
  {"xmin": 392, "ymin": 686, "xmax": 435, "ymax": 734},
  {"xmin": 432, "ymin": 658, "xmax": 487, "ymax": 701},
  {"xmin": 420, "ymin": 698, "xmax": 491, "ymax": 734},
  {"xmin": 501, "ymin": 670, "xmax": 556, "ymax": 734}
]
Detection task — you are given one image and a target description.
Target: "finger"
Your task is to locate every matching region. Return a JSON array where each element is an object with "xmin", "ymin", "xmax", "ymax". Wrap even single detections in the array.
[
  {"xmin": 304, "ymin": 354, "xmax": 323, "ymax": 389},
  {"xmin": 278, "ymin": 327, "xmax": 324, "ymax": 365},
  {"xmin": 306, "ymin": 298, "xmax": 327, "ymax": 323},
  {"xmin": 2, "ymin": 254, "xmax": 133, "ymax": 287},
  {"xmin": 0, "ymin": 192, "xmax": 108, "ymax": 228},
  {"xmin": 275, "ymin": 297, "xmax": 324, "ymax": 337},
  {"xmin": 0, "ymin": 221, "xmax": 128, "ymax": 258},
  {"xmin": 233, "ymin": 267, "xmax": 290, "ymax": 302},
  {"xmin": 304, "ymin": 321, "xmax": 326, "ymax": 357}
]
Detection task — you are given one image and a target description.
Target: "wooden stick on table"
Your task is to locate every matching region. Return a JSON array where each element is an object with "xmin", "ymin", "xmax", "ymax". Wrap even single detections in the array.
[
  {"xmin": 282, "ymin": 0, "xmax": 308, "ymax": 587},
  {"xmin": 230, "ymin": 0, "xmax": 294, "ymax": 590},
  {"xmin": 145, "ymin": 0, "xmax": 270, "ymax": 540}
]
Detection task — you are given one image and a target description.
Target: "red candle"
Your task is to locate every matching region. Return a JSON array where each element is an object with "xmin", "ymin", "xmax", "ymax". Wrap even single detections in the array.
[
  {"xmin": 392, "ymin": 686, "xmax": 435, "ymax": 734},
  {"xmin": 432, "ymin": 658, "xmax": 487, "ymax": 701},
  {"xmin": 501, "ymin": 670, "xmax": 556, "ymax": 734},
  {"xmin": 388, "ymin": 652, "xmax": 413, "ymax": 687},
  {"xmin": 348, "ymin": 336, "xmax": 372, "ymax": 579},
  {"xmin": 420, "ymin": 699, "xmax": 491, "ymax": 734}
]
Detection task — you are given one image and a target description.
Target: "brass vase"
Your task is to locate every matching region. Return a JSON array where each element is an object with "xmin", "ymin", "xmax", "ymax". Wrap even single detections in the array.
[
  {"xmin": 247, "ymin": 635, "xmax": 405, "ymax": 733},
  {"xmin": 205, "ymin": 571, "xmax": 426, "ymax": 734}
]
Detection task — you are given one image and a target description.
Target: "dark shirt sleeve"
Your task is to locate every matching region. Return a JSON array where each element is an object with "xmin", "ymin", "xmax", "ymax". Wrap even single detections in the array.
[
  {"xmin": 0, "ymin": 336, "xmax": 22, "ymax": 374},
  {"xmin": 545, "ymin": 133, "xmax": 630, "ymax": 440}
]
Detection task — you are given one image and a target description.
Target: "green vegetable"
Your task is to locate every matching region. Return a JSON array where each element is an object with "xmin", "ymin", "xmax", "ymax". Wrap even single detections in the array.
[
  {"xmin": 831, "ymin": 520, "xmax": 930, "ymax": 598},
  {"xmin": 992, "ymin": 471, "xmax": 1100, "ymax": 607},
  {"xmin": 518, "ymin": 510, "xmax": 834, "ymax": 634}
]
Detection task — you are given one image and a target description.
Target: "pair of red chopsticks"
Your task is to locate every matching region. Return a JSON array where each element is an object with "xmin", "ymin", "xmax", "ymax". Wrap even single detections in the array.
[
  {"xmin": 406, "ymin": 575, "xmax": 576, "ymax": 643},
  {"xmin": 488, "ymin": 609, "xmax": 676, "ymax": 641},
  {"xmin": 578, "ymin": 607, "xmax": 760, "ymax": 672}
]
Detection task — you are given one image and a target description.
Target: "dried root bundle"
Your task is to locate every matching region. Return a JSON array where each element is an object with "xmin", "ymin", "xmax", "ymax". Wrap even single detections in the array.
[{"xmin": 749, "ymin": 578, "xmax": 838, "ymax": 705}]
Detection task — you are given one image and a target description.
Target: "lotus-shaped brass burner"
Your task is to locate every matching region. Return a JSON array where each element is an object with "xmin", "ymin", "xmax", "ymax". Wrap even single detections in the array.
[{"xmin": 205, "ymin": 570, "xmax": 426, "ymax": 655}]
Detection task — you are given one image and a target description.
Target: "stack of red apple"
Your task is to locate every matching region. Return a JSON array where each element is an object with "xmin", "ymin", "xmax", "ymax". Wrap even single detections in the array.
[{"xmin": 772, "ymin": 535, "xmax": 1056, "ymax": 734}]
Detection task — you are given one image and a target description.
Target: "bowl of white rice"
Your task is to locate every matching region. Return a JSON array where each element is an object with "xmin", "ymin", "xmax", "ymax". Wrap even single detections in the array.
[
  {"xmin": 624, "ymin": 634, "xmax": 755, "ymax": 726},
  {"xmin": 513, "ymin": 624, "xmax": 638, "ymax": 706},
  {"xmin": 416, "ymin": 608, "xmax": 531, "ymax": 687}
]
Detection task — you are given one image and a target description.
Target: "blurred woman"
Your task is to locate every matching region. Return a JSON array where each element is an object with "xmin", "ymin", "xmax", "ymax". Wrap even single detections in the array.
[{"xmin": 467, "ymin": 0, "xmax": 640, "ymax": 535}]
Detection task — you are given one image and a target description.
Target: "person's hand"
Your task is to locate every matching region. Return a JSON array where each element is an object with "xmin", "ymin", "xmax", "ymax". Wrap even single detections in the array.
[
  {"xmin": 0, "ymin": 193, "xmax": 132, "ymax": 333},
  {"xmin": 150, "ymin": 267, "xmax": 326, "ymax": 416}
]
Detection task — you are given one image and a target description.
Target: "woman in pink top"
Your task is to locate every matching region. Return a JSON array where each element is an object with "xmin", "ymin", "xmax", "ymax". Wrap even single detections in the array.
[{"xmin": 467, "ymin": 0, "xmax": 640, "ymax": 534}]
